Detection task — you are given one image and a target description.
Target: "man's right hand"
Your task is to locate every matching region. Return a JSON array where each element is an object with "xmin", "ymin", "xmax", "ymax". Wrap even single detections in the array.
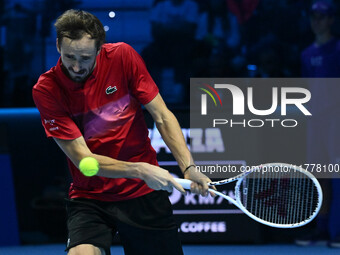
[{"xmin": 139, "ymin": 162, "xmax": 186, "ymax": 194}]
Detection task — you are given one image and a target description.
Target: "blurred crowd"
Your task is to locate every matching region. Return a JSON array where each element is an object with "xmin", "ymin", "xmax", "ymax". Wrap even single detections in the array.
[{"xmin": 0, "ymin": 0, "xmax": 339, "ymax": 107}]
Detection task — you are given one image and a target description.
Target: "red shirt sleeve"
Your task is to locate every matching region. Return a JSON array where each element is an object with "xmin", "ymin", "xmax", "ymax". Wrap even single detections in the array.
[
  {"xmin": 122, "ymin": 43, "xmax": 159, "ymax": 105},
  {"xmin": 32, "ymin": 80, "xmax": 82, "ymax": 140}
]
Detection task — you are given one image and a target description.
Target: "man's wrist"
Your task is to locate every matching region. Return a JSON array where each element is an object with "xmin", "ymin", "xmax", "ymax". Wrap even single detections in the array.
[
  {"xmin": 128, "ymin": 162, "xmax": 146, "ymax": 179},
  {"xmin": 183, "ymin": 164, "xmax": 196, "ymax": 175}
]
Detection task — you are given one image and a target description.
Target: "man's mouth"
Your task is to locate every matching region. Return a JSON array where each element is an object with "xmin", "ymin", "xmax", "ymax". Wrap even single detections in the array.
[{"xmin": 70, "ymin": 69, "xmax": 86, "ymax": 75}]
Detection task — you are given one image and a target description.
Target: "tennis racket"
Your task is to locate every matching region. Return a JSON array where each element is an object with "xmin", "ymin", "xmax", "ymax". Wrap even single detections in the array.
[{"xmin": 174, "ymin": 163, "xmax": 323, "ymax": 228}]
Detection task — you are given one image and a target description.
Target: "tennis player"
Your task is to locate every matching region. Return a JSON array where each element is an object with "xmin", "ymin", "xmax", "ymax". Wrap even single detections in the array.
[{"xmin": 32, "ymin": 9, "xmax": 211, "ymax": 255}]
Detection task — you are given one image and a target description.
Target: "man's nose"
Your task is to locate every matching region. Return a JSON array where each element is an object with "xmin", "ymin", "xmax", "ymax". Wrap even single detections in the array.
[{"xmin": 72, "ymin": 62, "xmax": 81, "ymax": 73}]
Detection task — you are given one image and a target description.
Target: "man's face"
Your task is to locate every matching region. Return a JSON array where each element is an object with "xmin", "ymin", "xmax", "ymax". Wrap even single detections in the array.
[
  {"xmin": 310, "ymin": 12, "xmax": 334, "ymax": 35},
  {"xmin": 57, "ymin": 34, "xmax": 99, "ymax": 83}
]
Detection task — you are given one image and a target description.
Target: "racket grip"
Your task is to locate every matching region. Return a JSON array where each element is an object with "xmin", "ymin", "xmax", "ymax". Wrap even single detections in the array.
[{"xmin": 174, "ymin": 178, "xmax": 192, "ymax": 190}]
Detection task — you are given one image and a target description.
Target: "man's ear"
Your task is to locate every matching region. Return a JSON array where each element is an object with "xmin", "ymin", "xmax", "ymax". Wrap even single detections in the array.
[{"xmin": 56, "ymin": 39, "xmax": 61, "ymax": 54}]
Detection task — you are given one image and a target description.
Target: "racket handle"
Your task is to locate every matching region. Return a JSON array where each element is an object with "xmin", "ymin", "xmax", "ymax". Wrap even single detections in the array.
[{"xmin": 174, "ymin": 178, "xmax": 192, "ymax": 190}]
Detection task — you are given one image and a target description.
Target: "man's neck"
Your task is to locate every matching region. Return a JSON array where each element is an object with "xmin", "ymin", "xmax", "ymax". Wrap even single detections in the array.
[{"xmin": 315, "ymin": 31, "xmax": 333, "ymax": 46}]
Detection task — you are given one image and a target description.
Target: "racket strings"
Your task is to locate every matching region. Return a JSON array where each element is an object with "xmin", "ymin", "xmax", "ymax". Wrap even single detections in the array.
[{"xmin": 240, "ymin": 169, "xmax": 319, "ymax": 225}]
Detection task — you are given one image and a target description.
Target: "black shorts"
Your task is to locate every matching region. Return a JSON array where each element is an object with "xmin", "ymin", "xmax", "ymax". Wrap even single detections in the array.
[{"xmin": 65, "ymin": 191, "xmax": 183, "ymax": 255}]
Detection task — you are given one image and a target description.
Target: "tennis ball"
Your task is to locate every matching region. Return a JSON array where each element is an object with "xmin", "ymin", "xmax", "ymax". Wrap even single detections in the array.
[{"xmin": 79, "ymin": 157, "xmax": 99, "ymax": 177}]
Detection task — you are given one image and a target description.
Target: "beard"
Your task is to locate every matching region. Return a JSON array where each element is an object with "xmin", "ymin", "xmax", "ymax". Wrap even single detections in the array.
[
  {"xmin": 61, "ymin": 60, "xmax": 96, "ymax": 83},
  {"xmin": 69, "ymin": 69, "xmax": 87, "ymax": 82}
]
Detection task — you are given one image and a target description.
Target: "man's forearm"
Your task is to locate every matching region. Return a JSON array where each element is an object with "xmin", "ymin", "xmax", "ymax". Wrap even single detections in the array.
[
  {"xmin": 53, "ymin": 136, "xmax": 146, "ymax": 179},
  {"xmin": 92, "ymin": 152, "xmax": 185, "ymax": 193},
  {"xmin": 155, "ymin": 110, "xmax": 194, "ymax": 173},
  {"xmin": 93, "ymin": 154, "xmax": 144, "ymax": 179}
]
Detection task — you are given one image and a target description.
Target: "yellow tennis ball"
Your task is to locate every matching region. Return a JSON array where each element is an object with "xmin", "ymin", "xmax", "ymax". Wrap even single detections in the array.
[{"xmin": 79, "ymin": 157, "xmax": 99, "ymax": 177}]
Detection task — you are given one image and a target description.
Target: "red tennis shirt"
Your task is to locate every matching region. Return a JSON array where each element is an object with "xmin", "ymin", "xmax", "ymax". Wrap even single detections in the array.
[{"xmin": 33, "ymin": 43, "xmax": 158, "ymax": 201}]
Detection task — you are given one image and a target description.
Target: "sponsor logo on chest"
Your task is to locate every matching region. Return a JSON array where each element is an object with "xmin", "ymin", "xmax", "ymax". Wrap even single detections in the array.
[{"xmin": 106, "ymin": 85, "xmax": 117, "ymax": 95}]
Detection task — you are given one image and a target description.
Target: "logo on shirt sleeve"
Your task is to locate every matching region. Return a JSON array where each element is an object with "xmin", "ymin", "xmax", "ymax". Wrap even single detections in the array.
[
  {"xmin": 44, "ymin": 119, "xmax": 59, "ymax": 131},
  {"xmin": 106, "ymin": 85, "xmax": 117, "ymax": 95},
  {"xmin": 44, "ymin": 119, "xmax": 55, "ymax": 125}
]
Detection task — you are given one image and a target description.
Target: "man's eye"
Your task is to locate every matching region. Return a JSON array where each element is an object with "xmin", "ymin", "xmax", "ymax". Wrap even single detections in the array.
[{"xmin": 82, "ymin": 57, "xmax": 90, "ymax": 61}]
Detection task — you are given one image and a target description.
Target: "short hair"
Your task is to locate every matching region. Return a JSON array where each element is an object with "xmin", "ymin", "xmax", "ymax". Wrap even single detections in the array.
[{"xmin": 54, "ymin": 9, "xmax": 105, "ymax": 50}]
